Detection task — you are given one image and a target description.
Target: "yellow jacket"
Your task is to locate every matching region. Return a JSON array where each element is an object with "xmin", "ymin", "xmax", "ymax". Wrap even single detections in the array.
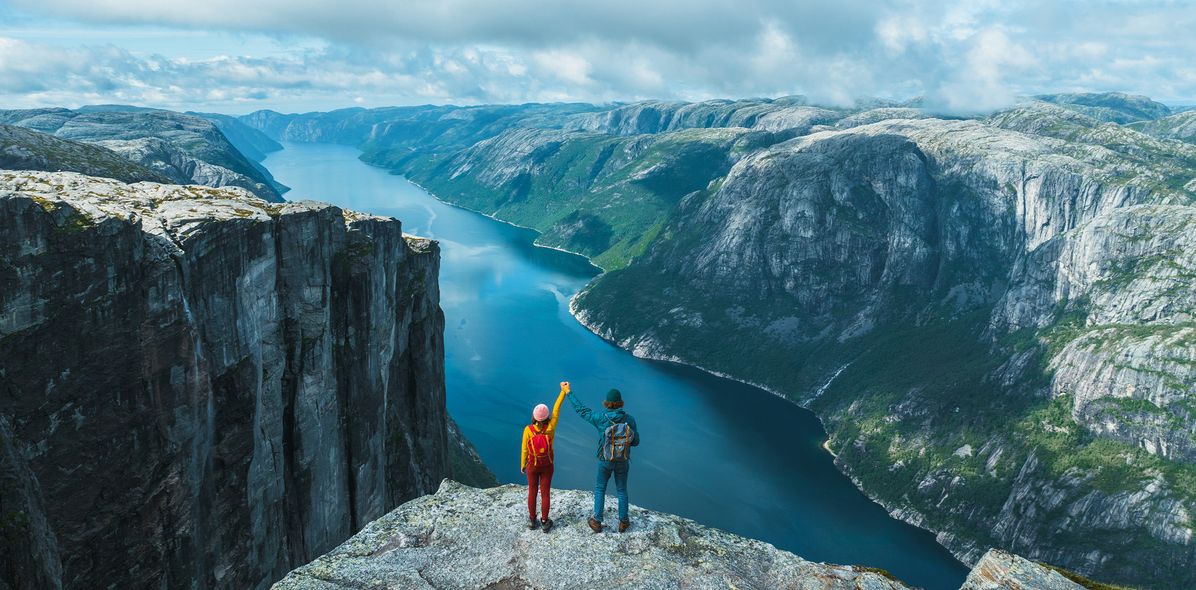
[{"xmin": 521, "ymin": 388, "xmax": 567, "ymax": 470}]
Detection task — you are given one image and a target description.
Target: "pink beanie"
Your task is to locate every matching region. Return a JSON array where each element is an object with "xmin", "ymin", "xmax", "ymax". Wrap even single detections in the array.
[{"xmin": 532, "ymin": 404, "xmax": 550, "ymax": 422}]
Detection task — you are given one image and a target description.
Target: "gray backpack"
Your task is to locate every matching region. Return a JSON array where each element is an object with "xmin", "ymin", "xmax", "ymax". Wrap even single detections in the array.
[{"xmin": 602, "ymin": 419, "xmax": 635, "ymax": 461}]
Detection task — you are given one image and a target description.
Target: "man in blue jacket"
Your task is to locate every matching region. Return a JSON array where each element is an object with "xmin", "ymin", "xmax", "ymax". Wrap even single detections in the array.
[{"xmin": 566, "ymin": 383, "xmax": 639, "ymax": 532}]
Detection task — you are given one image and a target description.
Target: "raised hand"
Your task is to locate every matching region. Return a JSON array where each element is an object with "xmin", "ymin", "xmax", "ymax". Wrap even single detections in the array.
[{"xmin": 560, "ymin": 381, "xmax": 571, "ymax": 394}]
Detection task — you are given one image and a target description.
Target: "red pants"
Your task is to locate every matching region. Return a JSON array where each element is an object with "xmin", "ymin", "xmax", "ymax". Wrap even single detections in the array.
[{"xmin": 526, "ymin": 463, "xmax": 554, "ymax": 520}]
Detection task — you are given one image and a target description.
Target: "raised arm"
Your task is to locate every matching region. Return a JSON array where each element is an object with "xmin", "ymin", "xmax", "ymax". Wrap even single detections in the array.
[
  {"xmin": 546, "ymin": 385, "xmax": 567, "ymax": 435},
  {"xmin": 569, "ymin": 393, "xmax": 605, "ymax": 430}
]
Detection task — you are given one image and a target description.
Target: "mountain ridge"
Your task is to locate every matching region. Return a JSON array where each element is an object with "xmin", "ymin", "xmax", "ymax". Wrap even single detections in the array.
[
  {"xmin": 0, "ymin": 123, "xmax": 171, "ymax": 183},
  {"xmin": 0, "ymin": 107, "xmax": 287, "ymax": 201}
]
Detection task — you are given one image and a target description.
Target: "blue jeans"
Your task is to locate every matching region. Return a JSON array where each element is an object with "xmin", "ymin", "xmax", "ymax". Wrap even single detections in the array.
[{"xmin": 593, "ymin": 460, "xmax": 629, "ymax": 523}]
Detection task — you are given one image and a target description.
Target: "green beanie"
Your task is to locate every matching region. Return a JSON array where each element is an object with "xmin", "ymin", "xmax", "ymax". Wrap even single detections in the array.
[{"xmin": 605, "ymin": 389, "xmax": 623, "ymax": 403}]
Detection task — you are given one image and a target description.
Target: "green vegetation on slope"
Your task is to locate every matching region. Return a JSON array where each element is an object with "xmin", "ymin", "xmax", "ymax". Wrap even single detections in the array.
[
  {"xmin": 372, "ymin": 127, "xmax": 769, "ymax": 269},
  {"xmin": 811, "ymin": 314, "xmax": 1196, "ymax": 589},
  {"xmin": 1041, "ymin": 562, "xmax": 1137, "ymax": 590},
  {"xmin": 447, "ymin": 418, "xmax": 499, "ymax": 488},
  {"xmin": 0, "ymin": 107, "xmax": 286, "ymax": 201},
  {"xmin": 0, "ymin": 124, "xmax": 171, "ymax": 184}
]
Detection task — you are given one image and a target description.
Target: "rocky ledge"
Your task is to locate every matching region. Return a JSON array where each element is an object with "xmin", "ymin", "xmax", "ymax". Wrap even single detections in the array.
[
  {"xmin": 960, "ymin": 550, "xmax": 1101, "ymax": 590},
  {"xmin": 273, "ymin": 481, "xmax": 1094, "ymax": 590}
]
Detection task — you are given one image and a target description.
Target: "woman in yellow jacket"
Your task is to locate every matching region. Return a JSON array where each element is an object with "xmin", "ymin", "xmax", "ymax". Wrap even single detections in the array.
[{"xmin": 521, "ymin": 381, "xmax": 568, "ymax": 532}]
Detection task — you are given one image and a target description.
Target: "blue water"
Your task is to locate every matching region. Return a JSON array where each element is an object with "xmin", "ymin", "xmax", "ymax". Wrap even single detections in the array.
[{"xmin": 263, "ymin": 143, "xmax": 969, "ymax": 590}]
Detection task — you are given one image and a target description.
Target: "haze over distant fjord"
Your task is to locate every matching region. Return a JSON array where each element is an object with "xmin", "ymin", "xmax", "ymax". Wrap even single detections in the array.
[{"xmin": 0, "ymin": 0, "xmax": 1193, "ymax": 113}]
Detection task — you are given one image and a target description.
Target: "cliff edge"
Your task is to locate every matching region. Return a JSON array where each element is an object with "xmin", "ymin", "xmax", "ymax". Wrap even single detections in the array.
[{"xmin": 273, "ymin": 481, "xmax": 1095, "ymax": 590}]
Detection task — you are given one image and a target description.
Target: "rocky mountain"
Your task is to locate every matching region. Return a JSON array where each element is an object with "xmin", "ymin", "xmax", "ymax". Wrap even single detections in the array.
[
  {"xmin": 562, "ymin": 96, "xmax": 841, "ymax": 135},
  {"xmin": 351, "ymin": 100, "xmax": 956, "ymax": 271},
  {"xmin": 0, "ymin": 107, "xmax": 287, "ymax": 201},
  {"xmin": 381, "ymin": 125, "xmax": 769, "ymax": 268},
  {"xmin": 237, "ymin": 92, "xmax": 1194, "ymax": 589},
  {"xmin": 0, "ymin": 124, "xmax": 170, "ymax": 183},
  {"xmin": 573, "ymin": 114, "xmax": 1196, "ymax": 588},
  {"xmin": 272, "ymin": 481, "xmax": 1104, "ymax": 590},
  {"xmin": 0, "ymin": 170, "xmax": 489, "ymax": 589},
  {"xmin": 1131, "ymin": 110, "xmax": 1196, "ymax": 145},
  {"xmin": 241, "ymin": 103, "xmax": 598, "ymax": 151},
  {"xmin": 190, "ymin": 112, "xmax": 285, "ymax": 163},
  {"xmin": 1035, "ymin": 92, "xmax": 1173, "ymax": 124}
]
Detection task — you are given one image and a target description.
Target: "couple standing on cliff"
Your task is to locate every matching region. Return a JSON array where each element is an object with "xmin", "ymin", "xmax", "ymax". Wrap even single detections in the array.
[{"xmin": 520, "ymin": 381, "xmax": 640, "ymax": 534}]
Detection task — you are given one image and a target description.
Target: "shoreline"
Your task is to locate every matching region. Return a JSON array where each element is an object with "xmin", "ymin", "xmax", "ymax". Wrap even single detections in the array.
[{"xmin": 403, "ymin": 178, "xmax": 608, "ymax": 273}]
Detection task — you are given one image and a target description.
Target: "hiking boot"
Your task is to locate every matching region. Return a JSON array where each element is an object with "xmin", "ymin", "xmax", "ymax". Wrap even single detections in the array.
[
  {"xmin": 528, "ymin": 518, "xmax": 539, "ymax": 530},
  {"xmin": 587, "ymin": 517, "xmax": 603, "ymax": 533},
  {"xmin": 618, "ymin": 519, "xmax": 631, "ymax": 533},
  {"xmin": 540, "ymin": 518, "xmax": 553, "ymax": 533}
]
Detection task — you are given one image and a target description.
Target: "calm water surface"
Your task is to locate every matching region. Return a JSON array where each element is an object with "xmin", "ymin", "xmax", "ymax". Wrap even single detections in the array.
[{"xmin": 263, "ymin": 143, "xmax": 968, "ymax": 590}]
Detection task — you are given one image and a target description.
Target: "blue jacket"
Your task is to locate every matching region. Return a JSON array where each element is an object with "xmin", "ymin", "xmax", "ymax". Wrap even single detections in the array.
[{"xmin": 569, "ymin": 395, "xmax": 640, "ymax": 460}]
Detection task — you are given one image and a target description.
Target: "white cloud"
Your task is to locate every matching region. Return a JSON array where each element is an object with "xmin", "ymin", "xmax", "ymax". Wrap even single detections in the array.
[
  {"xmin": 0, "ymin": 0, "xmax": 1192, "ymax": 112},
  {"xmin": 532, "ymin": 51, "xmax": 592, "ymax": 87},
  {"xmin": 875, "ymin": 15, "xmax": 928, "ymax": 54},
  {"xmin": 934, "ymin": 28, "xmax": 1038, "ymax": 113}
]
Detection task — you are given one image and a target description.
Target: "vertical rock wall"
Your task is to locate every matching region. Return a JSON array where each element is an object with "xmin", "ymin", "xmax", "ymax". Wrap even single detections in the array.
[{"xmin": 0, "ymin": 172, "xmax": 447, "ymax": 589}]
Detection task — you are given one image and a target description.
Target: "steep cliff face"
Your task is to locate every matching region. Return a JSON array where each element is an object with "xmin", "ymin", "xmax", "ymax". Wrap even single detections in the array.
[
  {"xmin": 272, "ymin": 481, "xmax": 1108, "ymax": 590},
  {"xmin": 0, "ymin": 172, "xmax": 448, "ymax": 589},
  {"xmin": 573, "ymin": 115, "xmax": 1164, "ymax": 381},
  {"xmin": 998, "ymin": 204, "xmax": 1196, "ymax": 460},
  {"xmin": 572, "ymin": 116, "xmax": 1196, "ymax": 587},
  {"xmin": 0, "ymin": 108, "xmax": 286, "ymax": 201}
]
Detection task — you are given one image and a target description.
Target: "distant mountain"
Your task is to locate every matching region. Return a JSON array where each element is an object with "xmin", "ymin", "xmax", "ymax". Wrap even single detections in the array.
[
  {"xmin": 188, "ymin": 111, "xmax": 284, "ymax": 163},
  {"xmin": 239, "ymin": 94, "xmax": 1196, "ymax": 589},
  {"xmin": 0, "ymin": 124, "xmax": 170, "ymax": 183},
  {"xmin": 241, "ymin": 103, "xmax": 601, "ymax": 151},
  {"xmin": 0, "ymin": 107, "xmax": 286, "ymax": 201},
  {"xmin": 1130, "ymin": 110, "xmax": 1196, "ymax": 145},
  {"xmin": 562, "ymin": 96, "xmax": 838, "ymax": 135},
  {"xmin": 1034, "ymin": 92, "xmax": 1172, "ymax": 124},
  {"xmin": 75, "ymin": 104, "xmax": 162, "ymax": 113}
]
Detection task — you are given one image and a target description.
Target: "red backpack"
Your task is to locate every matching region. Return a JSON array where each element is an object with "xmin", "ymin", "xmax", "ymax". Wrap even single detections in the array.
[{"xmin": 527, "ymin": 425, "xmax": 553, "ymax": 467}]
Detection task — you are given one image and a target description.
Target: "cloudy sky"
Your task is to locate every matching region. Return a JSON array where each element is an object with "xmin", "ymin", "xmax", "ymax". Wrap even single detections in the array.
[{"xmin": 0, "ymin": 0, "xmax": 1192, "ymax": 114}]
